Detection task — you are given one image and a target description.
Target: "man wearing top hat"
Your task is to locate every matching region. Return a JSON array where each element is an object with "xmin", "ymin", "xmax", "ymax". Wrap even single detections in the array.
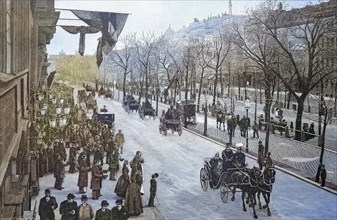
[
  {"xmin": 231, "ymin": 146, "xmax": 246, "ymax": 168},
  {"xmin": 38, "ymin": 189, "xmax": 58, "ymax": 220},
  {"xmin": 60, "ymin": 193, "xmax": 78, "ymax": 220},
  {"xmin": 148, "ymin": 173, "xmax": 159, "ymax": 207},
  {"xmin": 111, "ymin": 199, "xmax": 129, "ymax": 220},
  {"xmin": 95, "ymin": 200, "xmax": 111, "ymax": 220}
]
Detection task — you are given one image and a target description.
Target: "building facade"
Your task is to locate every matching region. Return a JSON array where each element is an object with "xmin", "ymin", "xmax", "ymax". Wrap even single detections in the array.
[{"xmin": 0, "ymin": 0, "xmax": 58, "ymax": 218}]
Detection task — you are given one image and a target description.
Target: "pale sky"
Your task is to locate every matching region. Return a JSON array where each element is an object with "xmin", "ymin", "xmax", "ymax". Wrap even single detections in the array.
[{"xmin": 47, "ymin": 0, "xmax": 317, "ymax": 55}]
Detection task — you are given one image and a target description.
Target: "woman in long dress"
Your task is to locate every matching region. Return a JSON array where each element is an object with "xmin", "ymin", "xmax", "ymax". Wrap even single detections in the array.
[
  {"xmin": 114, "ymin": 160, "xmax": 130, "ymax": 197},
  {"xmin": 125, "ymin": 175, "xmax": 143, "ymax": 216}
]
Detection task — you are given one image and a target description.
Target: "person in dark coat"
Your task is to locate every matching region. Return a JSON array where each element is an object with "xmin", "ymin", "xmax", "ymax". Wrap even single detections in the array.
[
  {"xmin": 222, "ymin": 143, "xmax": 234, "ymax": 172},
  {"xmin": 148, "ymin": 173, "xmax": 158, "ymax": 207},
  {"xmin": 38, "ymin": 189, "xmax": 58, "ymax": 220},
  {"xmin": 209, "ymin": 152, "xmax": 222, "ymax": 186},
  {"xmin": 54, "ymin": 154, "xmax": 66, "ymax": 190},
  {"xmin": 232, "ymin": 147, "xmax": 246, "ymax": 168},
  {"xmin": 91, "ymin": 160, "xmax": 103, "ymax": 199},
  {"xmin": 60, "ymin": 193, "xmax": 77, "ymax": 220},
  {"xmin": 77, "ymin": 154, "xmax": 89, "ymax": 193},
  {"xmin": 95, "ymin": 200, "xmax": 111, "ymax": 220},
  {"xmin": 68, "ymin": 144, "xmax": 78, "ymax": 173},
  {"xmin": 111, "ymin": 199, "xmax": 129, "ymax": 220},
  {"xmin": 257, "ymin": 141, "xmax": 265, "ymax": 170},
  {"xmin": 320, "ymin": 164, "xmax": 327, "ymax": 187}
]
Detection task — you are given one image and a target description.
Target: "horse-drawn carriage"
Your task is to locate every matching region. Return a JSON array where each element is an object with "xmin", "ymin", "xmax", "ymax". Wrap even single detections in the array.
[
  {"xmin": 122, "ymin": 95, "xmax": 140, "ymax": 113},
  {"xmin": 97, "ymin": 112, "xmax": 115, "ymax": 129},
  {"xmin": 200, "ymin": 157, "xmax": 276, "ymax": 218},
  {"xmin": 139, "ymin": 104, "xmax": 156, "ymax": 120},
  {"xmin": 176, "ymin": 100, "xmax": 196, "ymax": 125},
  {"xmin": 159, "ymin": 117, "xmax": 183, "ymax": 136}
]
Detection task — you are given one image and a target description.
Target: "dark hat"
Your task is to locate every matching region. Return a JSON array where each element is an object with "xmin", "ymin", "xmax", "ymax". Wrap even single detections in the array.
[
  {"xmin": 101, "ymin": 200, "xmax": 109, "ymax": 207},
  {"xmin": 45, "ymin": 189, "xmax": 50, "ymax": 194},
  {"xmin": 67, "ymin": 193, "xmax": 75, "ymax": 199},
  {"xmin": 152, "ymin": 173, "xmax": 159, "ymax": 178},
  {"xmin": 81, "ymin": 195, "xmax": 88, "ymax": 201},
  {"xmin": 258, "ymin": 141, "xmax": 262, "ymax": 144},
  {"xmin": 115, "ymin": 199, "xmax": 123, "ymax": 205}
]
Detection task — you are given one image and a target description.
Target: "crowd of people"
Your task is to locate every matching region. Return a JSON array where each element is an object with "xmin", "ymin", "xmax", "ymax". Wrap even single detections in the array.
[{"xmin": 35, "ymin": 90, "xmax": 159, "ymax": 220}]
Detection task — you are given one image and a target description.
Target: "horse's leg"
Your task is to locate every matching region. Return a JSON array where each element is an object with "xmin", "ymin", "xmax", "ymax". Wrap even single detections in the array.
[
  {"xmin": 231, "ymin": 187, "xmax": 236, "ymax": 201},
  {"xmin": 242, "ymin": 190, "xmax": 247, "ymax": 212},
  {"xmin": 252, "ymin": 194, "xmax": 258, "ymax": 219},
  {"xmin": 257, "ymin": 191, "xmax": 262, "ymax": 209},
  {"xmin": 263, "ymin": 192, "xmax": 271, "ymax": 216}
]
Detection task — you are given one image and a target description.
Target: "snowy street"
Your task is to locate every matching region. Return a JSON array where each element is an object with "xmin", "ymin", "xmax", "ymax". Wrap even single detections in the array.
[{"xmin": 33, "ymin": 96, "xmax": 337, "ymax": 220}]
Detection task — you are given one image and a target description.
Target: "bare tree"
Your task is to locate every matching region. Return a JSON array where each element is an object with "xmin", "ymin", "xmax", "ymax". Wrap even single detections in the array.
[
  {"xmin": 109, "ymin": 34, "xmax": 135, "ymax": 98},
  {"xmin": 250, "ymin": 0, "xmax": 337, "ymax": 141}
]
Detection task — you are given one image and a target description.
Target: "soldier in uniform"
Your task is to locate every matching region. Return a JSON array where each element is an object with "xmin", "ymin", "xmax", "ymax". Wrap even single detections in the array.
[
  {"xmin": 91, "ymin": 159, "xmax": 103, "ymax": 200},
  {"xmin": 222, "ymin": 143, "xmax": 234, "ymax": 172},
  {"xmin": 148, "ymin": 173, "xmax": 158, "ymax": 207},
  {"xmin": 232, "ymin": 147, "xmax": 246, "ymax": 168},
  {"xmin": 77, "ymin": 195, "xmax": 94, "ymax": 220},
  {"xmin": 115, "ymin": 129, "xmax": 125, "ymax": 154},
  {"xmin": 257, "ymin": 141, "xmax": 265, "ymax": 170},
  {"xmin": 95, "ymin": 200, "xmax": 111, "ymax": 220},
  {"xmin": 109, "ymin": 147, "xmax": 120, "ymax": 181},
  {"xmin": 60, "ymin": 193, "xmax": 77, "ymax": 220},
  {"xmin": 68, "ymin": 143, "xmax": 78, "ymax": 173},
  {"xmin": 38, "ymin": 189, "xmax": 58, "ymax": 220},
  {"xmin": 111, "ymin": 199, "xmax": 129, "ymax": 220}
]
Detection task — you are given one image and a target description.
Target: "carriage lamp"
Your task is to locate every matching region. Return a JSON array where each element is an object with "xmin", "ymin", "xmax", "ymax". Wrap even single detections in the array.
[
  {"xmin": 245, "ymin": 99, "xmax": 250, "ymax": 152},
  {"xmin": 56, "ymin": 106, "xmax": 62, "ymax": 115}
]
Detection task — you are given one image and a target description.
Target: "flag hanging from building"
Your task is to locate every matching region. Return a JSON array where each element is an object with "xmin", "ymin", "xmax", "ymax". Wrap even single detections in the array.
[{"xmin": 70, "ymin": 9, "xmax": 129, "ymax": 67}]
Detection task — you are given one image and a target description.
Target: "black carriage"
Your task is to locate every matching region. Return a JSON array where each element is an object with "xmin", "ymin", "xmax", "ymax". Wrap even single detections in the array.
[
  {"xmin": 200, "ymin": 158, "xmax": 251, "ymax": 203},
  {"xmin": 97, "ymin": 113, "xmax": 115, "ymax": 129},
  {"xmin": 123, "ymin": 95, "xmax": 140, "ymax": 113},
  {"xmin": 176, "ymin": 100, "xmax": 196, "ymax": 125},
  {"xmin": 159, "ymin": 117, "xmax": 183, "ymax": 136},
  {"xmin": 139, "ymin": 106, "xmax": 156, "ymax": 120}
]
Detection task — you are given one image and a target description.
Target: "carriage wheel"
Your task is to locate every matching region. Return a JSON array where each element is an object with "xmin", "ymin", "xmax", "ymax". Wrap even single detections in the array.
[
  {"xmin": 200, "ymin": 168, "xmax": 209, "ymax": 192},
  {"xmin": 220, "ymin": 182, "xmax": 229, "ymax": 203},
  {"xmin": 178, "ymin": 129, "xmax": 182, "ymax": 136}
]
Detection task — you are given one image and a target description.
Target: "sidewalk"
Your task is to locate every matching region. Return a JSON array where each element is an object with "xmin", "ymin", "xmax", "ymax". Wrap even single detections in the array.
[{"xmin": 188, "ymin": 123, "xmax": 337, "ymax": 190}]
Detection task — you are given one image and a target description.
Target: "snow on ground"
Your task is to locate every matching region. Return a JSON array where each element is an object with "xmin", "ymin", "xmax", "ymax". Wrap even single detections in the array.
[
  {"xmin": 281, "ymin": 157, "xmax": 320, "ymax": 163},
  {"xmin": 33, "ymin": 96, "xmax": 337, "ymax": 220}
]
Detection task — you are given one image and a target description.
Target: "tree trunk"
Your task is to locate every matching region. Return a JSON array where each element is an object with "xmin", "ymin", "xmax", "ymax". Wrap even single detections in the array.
[
  {"xmin": 197, "ymin": 68, "xmax": 205, "ymax": 113},
  {"xmin": 212, "ymin": 69, "xmax": 218, "ymax": 106},
  {"xmin": 264, "ymin": 89, "xmax": 272, "ymax": 156},
  {"xmin": 295, "ymin": 98, "xmax": 305, "ymax": 141},
  {"xmin": 123, "ymin": 70, "xmax": 127, "ymax": 98}
]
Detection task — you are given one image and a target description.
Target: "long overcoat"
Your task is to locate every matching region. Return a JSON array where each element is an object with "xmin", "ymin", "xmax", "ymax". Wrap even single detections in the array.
[
  {"xmin": 125, "ymin": 181, "xmax": 143, "ymax": 216},
  {"xmin": 60, "ymin": 200, "xmax": 78, "ymax": 220},
  {"xmin": 90, "ymin": 165, "xmax": 102, "ymax": 190}
]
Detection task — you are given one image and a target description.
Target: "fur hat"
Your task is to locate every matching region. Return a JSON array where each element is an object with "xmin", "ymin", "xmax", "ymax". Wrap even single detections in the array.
[
  {"xmin": 152, "ymin": 173, "xmax": 159, "ymax": 178},
  {"xmin": 81, "ymin": 195, "xmax": 88, "ymax": 201},
  {"xmin": 45, "ymin": 189, "xmax": 50, "ymax": 194}
]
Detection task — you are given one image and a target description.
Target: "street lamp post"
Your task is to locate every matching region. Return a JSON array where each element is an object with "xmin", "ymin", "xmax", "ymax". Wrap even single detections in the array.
[{"xmin": 245, "ymin": 99, "xmax": 250, "ymax": 152}]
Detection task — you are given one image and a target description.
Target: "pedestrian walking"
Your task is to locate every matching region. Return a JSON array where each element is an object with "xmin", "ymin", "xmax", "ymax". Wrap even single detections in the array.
[
  {"xmin": 95, "ymin": 200, "xmax": 111, "ymax": 220},
  {"xmin": 252, "ymin": 121, "xmax": 259, "ymax": 138},
  {"xmin": 148, "ymin": 173, "xmax": 159, "ymax": 207},
  {"xmin": 111, "ymin": 199, "xmax": 129, "ymax": 220},
  {"xmin": 125, "ymin": 176, "xmax": 143, "ymax": 216},
  {"xmin": 320, "ymin": 164, "xmax": 327, "ymax": 187},
  {"xmin": 38, "ymin": 189, "xmax": 58, "ymax": 220},
  {"xmin": 54, "ymin": 154, "xmax": 67, "ymax": 190},
  {"xmin": 77, "ymin": 195, "xmax": 94, "ymax": 220},
  {"xmin": 59, "ymin": 193, "xmax": 77, "ymax": 220},
  {"xmin": 109, "ymin": 147, "xmax": 120, "ymax": 181},
  {"xmin": 115, "ymin": 129, "xmax": 125, "ymax": 154},
  {"xmin": 257, "ymin": 141, "xmax": 265, "ymax": 170}
]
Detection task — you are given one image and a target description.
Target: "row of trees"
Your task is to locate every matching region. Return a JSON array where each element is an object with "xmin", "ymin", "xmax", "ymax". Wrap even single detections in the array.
[{"xmin": 103, "ymin": 0, "xmax": 337, "ymax": 151}]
